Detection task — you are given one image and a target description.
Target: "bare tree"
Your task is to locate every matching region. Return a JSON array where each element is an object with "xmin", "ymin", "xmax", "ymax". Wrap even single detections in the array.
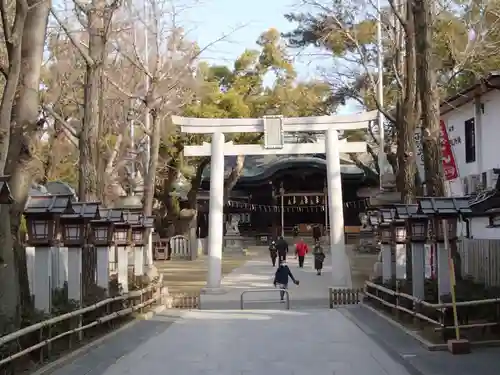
[
  {"xmin": 0, "ymin": 0, "xmax": 51, "ymax": 319},
  {"xmin": 51, "ymin": 0, "xmax": 122, "ymax": 201}
]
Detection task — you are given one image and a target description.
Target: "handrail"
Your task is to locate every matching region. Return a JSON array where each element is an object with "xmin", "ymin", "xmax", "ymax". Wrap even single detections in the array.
[{"xmin": 240, "ymin": 288, "xmax": 290, "ymax": 310}]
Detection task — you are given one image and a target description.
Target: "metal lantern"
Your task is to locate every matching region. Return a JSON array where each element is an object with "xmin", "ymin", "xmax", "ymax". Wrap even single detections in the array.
[
  {"xmin": 394, "ymin": 204, "xmax": 429, "ymax": 243},
  {"xmin": 408, "ymin": 216, "xmax": 428, "ymax": 242},
  {"xmin": 131, "ymin": 226, "xmax": 144, "ymax": 244},
  {"xmin": 90, "ymin": 219, "xmax": 114, "ymax": 246},
  {"xmin": 28, "ymin": 219, "xmax": 52, "ymax": 244},
  {"xmin": 59, "ymin": 214, "xmax": 86, "ymax": 246},
  {"xmin": 433, "ymin": 217, "xmax": 458, "ymax": 241},
  {"xmin": 418, "ymin": 197, "xmax": 471, "ymax": 242},
  {"xmin": 24, "ymin": 195, "xmax": 73, "ymax": 246},
  {"xmin": 113, "ymin": 222, "xmax": 131, "ymax": 246},
  {"xmin": 392, "ymin": 219, "xmax": 407, "ymax": 243}
]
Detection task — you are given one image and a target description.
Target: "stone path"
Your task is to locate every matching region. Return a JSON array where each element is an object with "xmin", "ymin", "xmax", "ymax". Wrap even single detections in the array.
[
  {"xmin": 200, "ymin": 249, "xmax": 335, "ymax": 310},
  {"xmin": 43, "ymin": 248, "xmax": 494, "ymax": 375}
]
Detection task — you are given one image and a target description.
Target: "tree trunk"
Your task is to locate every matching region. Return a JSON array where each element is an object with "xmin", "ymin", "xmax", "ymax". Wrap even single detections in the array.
[
  {"xmin": 0, "ymin": 0, "xmax": 51, "ymax": 320},
  {"xmin": 224, "ymin": 155, "xmax": 245, "ymax": 201},
  {"xmin": 0, "ymin": 1, "xmax": 28, "ymax": 173},
  {"xmin": 79, "ymin": 3, "xmax": 104, "ymax": 201},
  {"xmin": 399, "ymin": 3, "xmax": 418, "ymax": 205},
  {"xmin": 143, "ymin": 109, "xmax": 161, "ymax": 216},
  {"xmin": 413, "ymin": 0, "xmax": 444, "ymax": 197}
]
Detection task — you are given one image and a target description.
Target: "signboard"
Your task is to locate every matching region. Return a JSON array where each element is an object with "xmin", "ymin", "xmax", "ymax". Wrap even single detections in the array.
[
  {"xmin": 414, "ymin": 120, "xmax": 459, "ymax": 182},
  {"xmin": 440, "ymin": 120, "xmax": 458, "ymax": 180}
]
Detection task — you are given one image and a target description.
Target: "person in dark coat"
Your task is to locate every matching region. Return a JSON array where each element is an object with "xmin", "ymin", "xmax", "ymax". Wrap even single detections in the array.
[
  {"xmin": 313, "ymin": 243, "xmax": 326, "ymax": 275},
  {"xmin": 273, "ymin": 260, "xmax": 299, "ymax": 302},
  {"xmin": 269, "ymin": 240, "xmax": 278, "ymax": 266},
  {"xmin": 292, "ymin": 225, "xmax": 299, "ymax": 239},
  {"xmin": 275, "ymin": 236, "xmax": 289, "ymax": 262},
  {"xmin": 312, "ymin": 225, "xmax": 321, "ymax": 243}
]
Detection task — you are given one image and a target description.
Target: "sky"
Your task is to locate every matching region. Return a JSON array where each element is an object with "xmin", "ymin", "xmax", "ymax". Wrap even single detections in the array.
[
  {"xmin": 177, "ymin": 0, "xmax": 362, "ymax": 115},
  {"xmin": 182, "ymin": 0, "xmax": 320, "ymax": 79}
]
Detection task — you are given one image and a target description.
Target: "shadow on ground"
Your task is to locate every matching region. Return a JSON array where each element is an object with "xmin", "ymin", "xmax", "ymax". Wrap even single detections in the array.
[
  {"xmin": 343, "ymin": 305, "xmax": 500, "ymax": 375},
  {"xmin": 45, "ymin": 319, "xmax": 174, "ymax": 375}
]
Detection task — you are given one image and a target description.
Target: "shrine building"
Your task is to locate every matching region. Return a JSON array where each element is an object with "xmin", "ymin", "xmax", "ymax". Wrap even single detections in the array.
[{"xmin": 195, "ymin": 154, "xmax": 378, "ymax": 238}]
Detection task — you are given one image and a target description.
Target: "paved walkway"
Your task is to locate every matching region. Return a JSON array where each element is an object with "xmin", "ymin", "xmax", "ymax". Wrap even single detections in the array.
[
  {"xmin": 45, "ymin": 249, "xmax": 416, "ymax": 375},
  {"xmin": 200, "ymin": 249, "xmax": 336, "ymax": 309}
]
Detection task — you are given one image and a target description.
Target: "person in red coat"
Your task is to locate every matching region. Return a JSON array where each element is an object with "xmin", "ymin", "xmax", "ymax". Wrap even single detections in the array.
[{"xmin": 295, "ymin": 238, "xmax": 309, "ymax": 268}]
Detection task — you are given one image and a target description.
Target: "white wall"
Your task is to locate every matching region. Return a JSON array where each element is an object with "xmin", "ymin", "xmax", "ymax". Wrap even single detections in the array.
[
  {"xmin": 415, "ymin": 89, "xmax": 500, "ymax": 239},
  {"xmin": 442, "ymin": 90, "xmax": 500, "ymax": 179},
  {"xmin": 415, "ymin": 89, "xmax": 500, "ymax": 186},
  {"xmin": 468, "ymin": 216, "xmax": 500, "ymax": 239}
]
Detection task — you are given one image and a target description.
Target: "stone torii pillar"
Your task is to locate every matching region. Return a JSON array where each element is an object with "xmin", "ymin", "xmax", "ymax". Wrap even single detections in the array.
[{"xmin": 172, "ymin": 112, "xmax": 377, "ymax": 293}]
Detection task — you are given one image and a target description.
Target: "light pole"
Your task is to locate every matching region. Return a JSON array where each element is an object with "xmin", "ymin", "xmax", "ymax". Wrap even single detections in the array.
[{"xmin": 376, "ymin": 0, "xmax": 385, "ymax": 187}]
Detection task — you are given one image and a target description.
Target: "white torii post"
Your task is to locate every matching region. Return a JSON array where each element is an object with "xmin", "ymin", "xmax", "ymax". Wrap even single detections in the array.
[{"xmin": 172, "ymin": 112, "xmax": 377, "ymax": 293}]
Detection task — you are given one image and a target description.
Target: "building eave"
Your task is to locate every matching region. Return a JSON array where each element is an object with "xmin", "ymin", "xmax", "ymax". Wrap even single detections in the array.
[{"xmin": 440, "ymin": 73, "xmax": 500, "ymax": 116}]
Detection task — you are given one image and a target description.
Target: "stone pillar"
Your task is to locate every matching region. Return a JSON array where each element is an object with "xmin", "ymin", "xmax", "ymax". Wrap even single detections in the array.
[
  {"xmin": 395, "ymin": 242, "xmax": 406, "ymax": 280},
  {"xmin": 96, "ymin": 246, "xmax": 110, "ymax": 292},
  {"xmin": 34, "ymin": 246, "xmax": 52, "ymax": 312},
  {"xmin": 117, "ymin": 246, "xmax": 129, "ymax": 293},
  {"xmin": 204, "ymin": 132, "xmax": 225, "ymax": 293},
  {"xmin": 67, "ymin": 246, "xmax": 82, "ymax": 303},
  {"xmin": 325, "ymin": 128, "xmax": 352, "ymax": 288},
  {"xmin": 144, "ymin": 229, "xmax": 153, "ymax": 270},
  {"xmin": 437, "ymin": 242, "xmax": 451, "ymax": 301},
  {"xmin": 134, "ymin": 244, "xmax": 144, "ymax": 277},
  {"xmin": 381, "ymin": 242, "xmax": 392, "ymax": 283},
  {"xmin": 51, "ymin": 245, "xmax": 68, "ymax": 290},
  {"xmin": 411, "ymin": 242, "xmax": 426, "ymax": 300},
  {"xmin": 26, "ymin": 246, "xmax": 35, "ymax": 296}
]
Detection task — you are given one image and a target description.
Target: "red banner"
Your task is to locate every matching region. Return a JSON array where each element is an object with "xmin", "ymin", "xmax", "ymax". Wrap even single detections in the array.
[{"xmin": 440, "ymin": 120, "xmax": 458, "ymax": 180}]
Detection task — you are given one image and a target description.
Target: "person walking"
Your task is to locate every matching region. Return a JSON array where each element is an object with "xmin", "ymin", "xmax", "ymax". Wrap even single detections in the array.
[
  {"xmin": 269, "ymin": 240, "xmax": 278, "ymax": 266},
  {"xmin": 273, "ymin": 260, "xmax": 299, "ymax": 302},
  {"xmin": 313, "ymin": 242, "xmax": 326, "ymax": 275},
  {"xmin": 312, "ymin": 225, "xmax": 321, "ymax": 243},
  {"xmin": 276, "ymin": 236, "xmax": 289, "ymax": 262},
  {"xmin": 292, "ymin": 225, "xmax": 299, "ymax": 239},
  {"xmin": 295, "ymin": 238, "xmax": 309, "ymax": 268}
]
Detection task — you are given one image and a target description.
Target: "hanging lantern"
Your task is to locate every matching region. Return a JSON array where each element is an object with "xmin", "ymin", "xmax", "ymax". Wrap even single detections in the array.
[
  {"xmin": 288, "ymin": 198, "xmax": 292, "ymax": 205},
  {"xmin": 293, "ymin": 196, "xmax": 296, "ymax": 204},
  {"xmin": 304, "ymin": 196, "xmax": 308, "ymax": 204}
]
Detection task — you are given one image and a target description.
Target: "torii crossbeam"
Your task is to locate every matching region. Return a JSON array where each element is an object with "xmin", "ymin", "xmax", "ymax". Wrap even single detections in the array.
[{"xmin": 172, "ymin": 111, "xmax": 378, "ymax": 293}]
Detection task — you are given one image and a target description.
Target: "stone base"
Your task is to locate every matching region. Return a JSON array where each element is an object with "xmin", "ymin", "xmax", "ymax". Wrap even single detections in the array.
[
  {"xmin": 447, "ymin": 339, "xmax": 471, "ymax": 355},
  {"xmin": 201, "ymin": 287, "xmax": 227, "ymax": 295},
  {"xmin": 224, "ymin": 235, "xmax": 244, "ymax": 253}
]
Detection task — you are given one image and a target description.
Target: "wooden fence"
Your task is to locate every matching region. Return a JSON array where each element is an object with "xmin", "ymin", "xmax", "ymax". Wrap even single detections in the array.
[
  {"xmin": 459, "ymin": 238, "xmax": 500, "ymax": 287},
  {"xmin": 0, "ymin": 281, "xmax": 167, "ymax": 372}
]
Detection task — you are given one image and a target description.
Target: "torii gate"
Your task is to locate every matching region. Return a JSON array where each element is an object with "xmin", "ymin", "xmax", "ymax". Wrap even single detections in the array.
[{"xmin": 172, "ymin": 112, "xmax": 377, "ymax": 293}]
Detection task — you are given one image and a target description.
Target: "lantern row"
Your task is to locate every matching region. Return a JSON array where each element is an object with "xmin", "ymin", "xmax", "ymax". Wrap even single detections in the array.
[
  {"xmin": 24, "ymin": 194, "xmax": 155, "ymax": 247},
  {"xmin": 364, "ymin": 197, "xmax": 472, "ymax": 244},
  {"xmin": 226, "ymin": 198, "xmax": 370, "ymax": 212}
]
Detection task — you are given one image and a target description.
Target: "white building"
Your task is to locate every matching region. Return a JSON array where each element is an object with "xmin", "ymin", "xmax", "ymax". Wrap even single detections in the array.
[{"xmin": 416, "ymin": 73, "xmax": 500, "ymax": 239}]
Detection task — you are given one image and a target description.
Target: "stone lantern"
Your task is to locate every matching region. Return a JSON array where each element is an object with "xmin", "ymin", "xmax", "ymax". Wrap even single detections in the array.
[
  {"xmin": 59, "ymin": 202, "xmax": 100, "ymax": 302},
  {"xmin": 395, "ymin": 205, "xmax": 428, "ymax": 300},
  {"xmin": 124, "ymin": 211, "xmax": 144, "ymax": 278},
  {"xmin": 90, "ymin": 210, "xmax": 114, "ymax": 293},
  {"xmin": 107, "ymin": 209, "xmax": 131, "ymax": 293},
  {"xmin": 378, "ymin": 208, "xmax": 395, "ymax": 284},
  {"xmin": 418, "ymin": 197, "xmax": 471, "ymax": 302},
  {"xmin": 24, "ymin": 194, "xmax": 73, "ymax": 312}
]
